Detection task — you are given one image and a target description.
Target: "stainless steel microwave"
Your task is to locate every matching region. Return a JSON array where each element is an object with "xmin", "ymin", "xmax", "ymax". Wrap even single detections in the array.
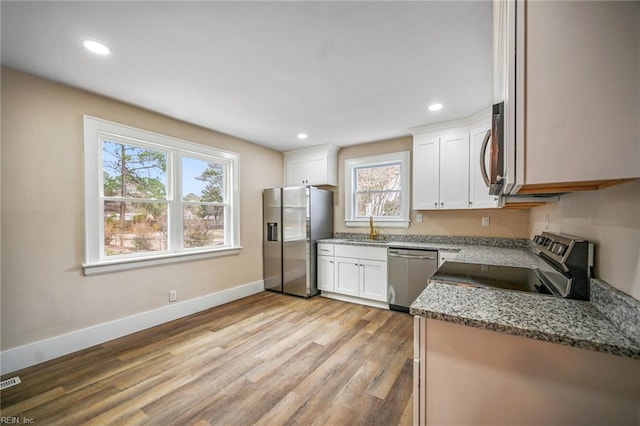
[{"xmin": 480, "ymin": 102, "xmax": 505, "ymax": 195}]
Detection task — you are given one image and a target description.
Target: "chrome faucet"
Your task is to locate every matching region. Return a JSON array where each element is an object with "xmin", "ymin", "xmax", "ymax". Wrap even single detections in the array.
[{"xmin": 369, "ymin": 215, "xmax": 379, "ymax": 240}]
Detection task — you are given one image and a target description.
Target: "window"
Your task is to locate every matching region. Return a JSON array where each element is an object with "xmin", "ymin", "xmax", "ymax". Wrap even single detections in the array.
[
  {"xmin": 344, "ymin": 151, "xmax": 410, "ymax": 228},
  {"xmin": 83, "ymin": 116, "xmax": 240, "ymax": 275}
]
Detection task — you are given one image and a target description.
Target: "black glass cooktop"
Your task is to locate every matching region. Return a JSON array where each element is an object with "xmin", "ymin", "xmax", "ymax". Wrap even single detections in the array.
[{"xmin": 430, "ymin": 262, "xmax": 556, "ymax": 296}]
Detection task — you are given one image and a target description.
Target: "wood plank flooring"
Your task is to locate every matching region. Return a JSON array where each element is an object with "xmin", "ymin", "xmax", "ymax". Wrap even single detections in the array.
[{"xmin": 1, "ymin": 292, "xmax": 414, "ymax": 425}]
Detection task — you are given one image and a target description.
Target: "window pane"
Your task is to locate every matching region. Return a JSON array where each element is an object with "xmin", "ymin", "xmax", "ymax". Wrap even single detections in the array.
[
  {"xmin": 183, "ymin": 157, "xmax": 225, "ymax": 203},
  {"xmin": 356, "ymin": 191, "xmax": 401, "ymax": 217},
  {"xmin": 102, "ymin": 140, "xmax": 167, "ymax": 199},
  {"xmin": 183, "ymin": 204, "xmax": 225, "ymax": 248},
  {"xmin": 355, "ymin": 164, "xmax": 401, "ymax": 192},
  {"xmin": 104, "ymin": 201, "xmax": 168, "ymax": 256}
]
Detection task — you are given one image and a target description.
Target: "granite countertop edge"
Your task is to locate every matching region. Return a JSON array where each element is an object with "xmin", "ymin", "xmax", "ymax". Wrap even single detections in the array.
[
  {"xmin": 410, "ymin": 282, "xmax": 640, "ymax": 360},
  {"xmin": 411, "ymin": 304, "xmax": 640, "ymax": 360}
]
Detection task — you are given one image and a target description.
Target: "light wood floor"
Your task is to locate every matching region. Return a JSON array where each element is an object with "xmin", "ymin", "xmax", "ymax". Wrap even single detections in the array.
[{"xmin": 1, "ymin": 292, "xmax": 414, "ymax": 425}]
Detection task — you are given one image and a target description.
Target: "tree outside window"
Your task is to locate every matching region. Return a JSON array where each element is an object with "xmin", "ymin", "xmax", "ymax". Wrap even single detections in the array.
[
  {"xmin": 344, "ymin": 151, "xmax": 410, "ymax": 229},
  {"xmin": 102, "ymin": 140, "xmax": 168, "ymax": 256},
  {"xmin": 182, "ymin": 157, "xmax": 226, "ymax": 248},
  {"xmin": 354, "ymin": 164, "xmax": 402, "ymax": 217},
  {"xmin": 84, "ymin": 116, "xmax": 240, "ymax": 274}
]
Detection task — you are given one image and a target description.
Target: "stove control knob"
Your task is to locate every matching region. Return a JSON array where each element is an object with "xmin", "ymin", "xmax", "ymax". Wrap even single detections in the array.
[
  {"xmin": 533, "ymin": 235, "xmax": 543, "ymax": 244},
  {"xmin": 553, "ymin": 243, "xmax": 568, "ymax": 256}
]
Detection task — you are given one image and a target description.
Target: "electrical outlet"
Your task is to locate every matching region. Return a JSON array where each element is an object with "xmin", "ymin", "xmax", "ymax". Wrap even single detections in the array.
[
  {"xmin": 416, "ymin": 212, "xmax": 423, "ymax": 223},
  {"xmin": 481, "ymin": 216, "xmax": 490, "ymax": 227},
  {"xmin": 169, "ymin": 290, "xmax": 177, "ymax": 302}
]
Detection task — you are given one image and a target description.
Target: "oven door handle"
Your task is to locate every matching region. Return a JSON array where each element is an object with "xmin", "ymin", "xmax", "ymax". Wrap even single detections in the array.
[{"xmin": 479, "ymin": 129, "xmax": 491, "ymax": 187}]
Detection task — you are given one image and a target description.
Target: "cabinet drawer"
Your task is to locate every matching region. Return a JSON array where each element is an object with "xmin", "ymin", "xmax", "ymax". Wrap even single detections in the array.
[
  {"xmin": 317, "ymin": 243, "xmax": 334, "ymax": 256},
  {"xmin": 334, "ymin": 244, "xmax": 387, "ymax": 261}
]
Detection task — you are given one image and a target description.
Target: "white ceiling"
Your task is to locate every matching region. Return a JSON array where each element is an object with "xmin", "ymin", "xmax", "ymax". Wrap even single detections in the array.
[{"xmin": 1, "ymin": 1, "xmax": 492, "ymax": 152}]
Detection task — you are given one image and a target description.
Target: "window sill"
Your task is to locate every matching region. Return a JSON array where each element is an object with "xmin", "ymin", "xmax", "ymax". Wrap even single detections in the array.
[
  {"xmin": 82, "ymin": 246, "xmax": 242, "ymax": 276},
  {"xmin": 345, "ymin": 219, "xmax": 410, "ymax": 229}
]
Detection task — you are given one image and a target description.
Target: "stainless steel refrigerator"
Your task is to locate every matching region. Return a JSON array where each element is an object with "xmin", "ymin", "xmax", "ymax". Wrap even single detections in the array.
[{"xmin": 263, "ymin": 186, "xmax": 334, "ymax": 297}]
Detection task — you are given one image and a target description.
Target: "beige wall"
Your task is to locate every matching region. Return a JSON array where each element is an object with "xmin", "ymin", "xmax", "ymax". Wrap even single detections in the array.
[
  {"xmin": 525, "ymin": 0, "xmax": 639, "ymax": 184},
  {"xmin": 422, "ymin": 318, "xmax": 640, "ymax": 425},
  {"xmin": 334, "ymin": 137, "xmax": 530, "ymax": 238},
  {"xmin": 530, "ymin": 180, "xmax": 640, "ymax": 300},
  {"xmin": 0, "ymin": 68, "xmax": 283, "ymax": 350}
]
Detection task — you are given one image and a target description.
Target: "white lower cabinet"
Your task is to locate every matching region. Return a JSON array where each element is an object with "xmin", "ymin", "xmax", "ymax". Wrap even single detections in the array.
[
  {"xmin": 335, "ymin": 257, "xmax": 387, "ymax": 302},
  {"xmin": 318, "ymin": 244, "xmax": 389, "ymax": 307},
  {"xmin": 334, "ymin": 257, "xmax": 360, "ymax": 296},
  {"xmin": 358, "ymin": 259, "xmax": 387, "ymax": 301},
  {"xmin": 317, "ymin": 255, "xmax": 335, "ymax": 292}
]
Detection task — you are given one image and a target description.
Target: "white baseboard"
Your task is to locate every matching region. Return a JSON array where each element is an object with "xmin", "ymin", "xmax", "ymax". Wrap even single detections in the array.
[
  {"xmin": 0, "ymin": 280, "xmax": 264, "ymax": 375},
  {"xmin": 320, "ymin": 291, "xmax": 390, "ymax": 310}
]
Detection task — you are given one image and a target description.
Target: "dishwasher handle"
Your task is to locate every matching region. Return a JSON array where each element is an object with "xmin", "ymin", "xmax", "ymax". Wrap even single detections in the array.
[{"xmin": 388, "ymin": 251, "xmax": 437, "ymax": 261}]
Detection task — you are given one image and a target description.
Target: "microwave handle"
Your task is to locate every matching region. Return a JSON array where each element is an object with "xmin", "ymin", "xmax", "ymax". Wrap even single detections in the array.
[{"xmin": 479, "ymin": 129, "xmax": 491, "ymax": 187}]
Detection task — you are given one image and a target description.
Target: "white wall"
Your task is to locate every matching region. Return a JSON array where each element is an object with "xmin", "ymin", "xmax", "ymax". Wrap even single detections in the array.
[{"xmin": 530, "ymin": 180, "xmax": 640, "ymax": 300}]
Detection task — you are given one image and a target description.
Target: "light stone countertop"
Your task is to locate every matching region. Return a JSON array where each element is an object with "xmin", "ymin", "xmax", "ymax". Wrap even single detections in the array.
[
  {"xmin": 319, "ymin": 237, "xmax": 539, "ymax": 268},
  {"xmin": 410, "ymin": 280, "xmax": 640, "ymax": 359},
  {"xmin": 318, "ymin": 235, "xmax": 640, "ymax": 359}
]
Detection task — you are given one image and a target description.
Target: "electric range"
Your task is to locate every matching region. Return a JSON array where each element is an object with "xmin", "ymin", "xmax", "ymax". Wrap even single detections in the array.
[{"xmin": 429, "ymin": 232, "xmax": 594, "ymax": 300}]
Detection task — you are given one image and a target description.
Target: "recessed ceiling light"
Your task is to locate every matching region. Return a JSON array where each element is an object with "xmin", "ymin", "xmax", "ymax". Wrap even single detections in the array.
[
  {"xmin": 297, "ymin": 133, "xmax": 308, "ymax": 140},
  {"xmin": 428, "ymin": 103, "xmax": 443, "ymax": 111},
  {"xmin": 82, "ymin": 40, "xmax": 111, "ymax": 55}
]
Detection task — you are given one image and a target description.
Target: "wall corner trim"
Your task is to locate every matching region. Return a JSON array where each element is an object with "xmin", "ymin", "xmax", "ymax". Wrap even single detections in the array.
[{"xmin": 0, "ymin": 280, "xmax": 264, "ymax": 375}]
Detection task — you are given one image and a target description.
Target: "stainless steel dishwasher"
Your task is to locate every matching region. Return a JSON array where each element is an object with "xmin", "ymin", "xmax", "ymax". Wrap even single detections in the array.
[{"xmin": 388, "ymin": 248, "xmax": 438, "ymax": 312}]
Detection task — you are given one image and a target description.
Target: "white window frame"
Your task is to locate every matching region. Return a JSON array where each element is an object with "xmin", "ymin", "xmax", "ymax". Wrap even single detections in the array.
[
  {"xmin": 83, "ymin": 115, "xmax": 241, "ymax": 275},
  {"xmin": 344, "ymin": 151, "xmax": 411, "ymax": 229}
]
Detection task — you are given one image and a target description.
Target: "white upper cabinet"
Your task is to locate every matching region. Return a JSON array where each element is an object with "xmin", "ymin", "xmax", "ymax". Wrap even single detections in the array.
[
  {"xmin": 283, "ymin": 145, "xmax": 339, "ymax": 187},
  {"xmin": 412, "ymin": 134, "xmax": 440, "ymax": 210},
  {"xmin": 412, "ymin": 110, "xmax": 498, "ymax": 210},
  {"xmin": 497, "ymin": 0, "xmax": 640, "ymax": 194},
  {"xmin": 439, "ymin": 132, "xmax": 470, "ymax": 210}
]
